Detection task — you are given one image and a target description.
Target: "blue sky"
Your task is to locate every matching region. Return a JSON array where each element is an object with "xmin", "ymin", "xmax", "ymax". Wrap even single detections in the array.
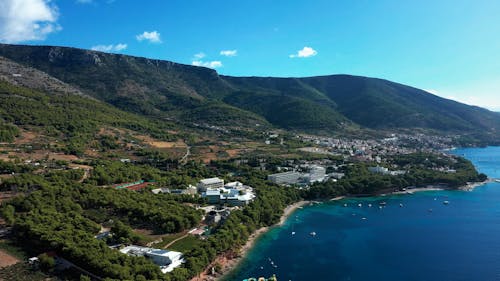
[{"xmin": 1, "ymin": 0, "xmax": 499, "ymax": 110}]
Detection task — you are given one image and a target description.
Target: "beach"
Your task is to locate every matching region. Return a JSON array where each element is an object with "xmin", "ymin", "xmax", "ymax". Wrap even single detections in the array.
[{"xmin": 190, "ymin": 200, "xmax": 309, "ymax": 281}]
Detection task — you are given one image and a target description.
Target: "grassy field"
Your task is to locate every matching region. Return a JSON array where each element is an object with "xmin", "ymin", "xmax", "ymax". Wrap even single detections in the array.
[
  {"xmin": 152, "ymin": 233, "xmax": 187, "ymax": 248},
  {"xmin": 168, "ymin": 235, "xmax": 204, "ymax": 252}
]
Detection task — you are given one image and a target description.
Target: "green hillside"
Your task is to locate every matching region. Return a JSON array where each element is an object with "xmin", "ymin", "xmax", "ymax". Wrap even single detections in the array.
[{"xmin": 0, "ymin": 80, "xmax": 175, "ymax": 154}]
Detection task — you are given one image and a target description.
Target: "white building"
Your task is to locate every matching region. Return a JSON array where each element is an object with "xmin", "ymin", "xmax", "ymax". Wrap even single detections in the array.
[
  {"xmin": 268, "ymin": 171, "xmax": 302, "ymax": 185},
  {"xmin": 197, "ymin": 177, "xmax": 224, "ymax": 192},
  {"xmin": 308, "ymin": 165, "xmax": 326, "ymax": 182},
  {"xmin": 201, "ymin": 181, "xmax": 256, "ymax": 206},
  {"xmin": 368, "ymin": 166, "xmax": 389, "ymax": 174},
  {"xmin": 120, "ymin": 246, "xmax": 184, "ymax": 273}
]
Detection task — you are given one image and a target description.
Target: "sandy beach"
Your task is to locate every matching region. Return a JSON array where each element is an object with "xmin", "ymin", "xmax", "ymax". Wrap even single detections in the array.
[
  {"xmin": 391, "ymin": 187, "xmax": 445, "ymax": 195},
  {"xmin": 458, "ymin": 179, "xmax": 496, "ymax": 191},
  {"xmin": 391, "ymin": 179, "xmax": 495, "ymax": 195},
  {"xmin": 190, "ymin": 200, "xmax": 309, "ymax": 281}
]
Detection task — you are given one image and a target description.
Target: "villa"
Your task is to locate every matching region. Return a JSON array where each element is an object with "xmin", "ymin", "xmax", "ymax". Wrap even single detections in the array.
[{"xmin": 119, "ymin": 245, "xmax": 184, "ymax": 273}]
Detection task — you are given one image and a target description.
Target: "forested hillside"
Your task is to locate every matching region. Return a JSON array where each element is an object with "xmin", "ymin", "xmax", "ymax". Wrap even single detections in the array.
[{"xmin": 1, "ymin": 43, "xmax": 499, "ymax": 139}]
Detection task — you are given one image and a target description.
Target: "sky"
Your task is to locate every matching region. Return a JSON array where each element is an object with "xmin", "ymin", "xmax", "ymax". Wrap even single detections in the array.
[{"xmin": 0, "ymin": 0, "xmax": 499, "ymax": 111}]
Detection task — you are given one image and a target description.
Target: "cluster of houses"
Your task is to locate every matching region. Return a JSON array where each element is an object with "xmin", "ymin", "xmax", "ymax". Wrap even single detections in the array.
[
  {"xmin": 151, "ymin": 177, "xmax": 256, "ymax": 207},
  {"xmin": 198, "ymin": 178, "xmax": 256, "ymax": 206}
]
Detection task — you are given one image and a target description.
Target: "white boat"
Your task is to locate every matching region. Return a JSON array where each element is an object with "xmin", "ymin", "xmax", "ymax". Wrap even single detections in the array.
[
  {"xmin": 310, "ymin": 231, "xmax": 317, "ymax": 236},
  {"xmin": 368, "ymin": 204, "xmax": 372, "ymax": 207},
  {"xmin": 443, "ymin": 200, "xmax": 450, "ymax": 205},
  {"xmin": 343, "ymin": 203, "xmax": 348, "ymax": 207},
  {"xmin": 362, "ymin": 217, "xmax": 367, "ymax": 220},
  {"xmin": 291, "ymin": 231, "xmax": 296, "ymax": 235},
  {"xmin": 358, "ymin": 203, "xmax": 362, "ymax": 207},
  {"xmin": 399, "ymin": 203, "xmax": 404, "ymax": 207},
  {"xmin": 379, "ymin": 202, "xmax": 387, "ymax": 206}
]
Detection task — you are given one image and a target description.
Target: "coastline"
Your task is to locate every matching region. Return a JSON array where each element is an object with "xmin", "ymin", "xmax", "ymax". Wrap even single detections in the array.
[
  {"xmin": 191, "ymin": 200, "xmax": 309, "ymax": 281},
  {"xmin": 192, "ymin": 180, "xmax": 495, "ymax": 280},
  {"xmin": 391, "ymin": 179, "xmax": 495, "ymax": 195}
]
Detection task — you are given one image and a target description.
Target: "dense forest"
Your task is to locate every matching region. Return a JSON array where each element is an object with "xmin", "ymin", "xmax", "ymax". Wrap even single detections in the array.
[{"xmin": 0, "ymin": 159, "xmax": 301, "ymax": 280}]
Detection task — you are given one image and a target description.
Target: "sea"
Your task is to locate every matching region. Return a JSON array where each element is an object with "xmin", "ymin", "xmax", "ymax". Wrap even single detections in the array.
[{"xmin": 224, "ymin": 146, "xmax": 500, "ymax": 281}]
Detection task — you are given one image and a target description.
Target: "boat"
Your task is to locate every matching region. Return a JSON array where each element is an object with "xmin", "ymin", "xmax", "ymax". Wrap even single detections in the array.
[
  {"xmin": 343, "ymin": 203, "xmax": 348, "ymax": 207},
  {"xmin": 362, "ymin": 217, "xmax": 367, "ymax": 220},
  {"xmin": 291, "ymin": 231, "xmax": 295, "ymax": 235},
  {"xmin": 399, "ymin": 203, "xmax": 404, "ymax": 207},
  {"xmin": 443, "ymin": 200, "xmax": 450, "ymax": 205},
  {"xmin": 495, "ymin": 179, "xmax": 500, "ymax": 183},
  {"xmin": 310, "ymin": 231, "xmax": 317, "ymax": 236},
  {"xmin": 358, "ymin": 203, "xmax": 362, "ymax": 207},
  {"xmin": 379, "ymin": 201, "xmax": 387, "ymax": 206},
  {"xmin": 368, "ymin": 203, "xmax": 372, "ymax": 207}
]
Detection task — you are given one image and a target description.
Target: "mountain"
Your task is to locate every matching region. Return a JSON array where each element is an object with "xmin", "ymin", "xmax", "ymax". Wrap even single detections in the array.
[
  {"xmin": 0, "ymin": 61, "xmax": 177, "ymax": 155},
  {"xmin": 0, "ymin": 43, "xmax": 499, "ymax": 138}
]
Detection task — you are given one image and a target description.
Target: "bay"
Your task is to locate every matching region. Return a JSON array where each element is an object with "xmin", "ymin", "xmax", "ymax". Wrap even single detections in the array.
[{"xmin": 224, "ymin": 146, "xmax": 500, "ymax": 281}]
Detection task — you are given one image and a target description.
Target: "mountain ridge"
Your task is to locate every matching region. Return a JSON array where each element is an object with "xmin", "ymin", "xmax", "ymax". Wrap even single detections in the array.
[{"xmin": 0, "ymin": 43, "xmax": 499, "ymax": 140}]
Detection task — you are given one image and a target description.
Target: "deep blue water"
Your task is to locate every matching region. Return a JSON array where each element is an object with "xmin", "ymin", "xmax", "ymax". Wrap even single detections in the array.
[{"xmin": 224, "ymin": 146, "xmax": 500, "ymax": 281}]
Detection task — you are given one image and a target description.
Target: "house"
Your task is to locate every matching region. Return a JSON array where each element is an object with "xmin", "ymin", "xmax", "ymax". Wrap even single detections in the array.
[{"xmin": 119, "ymin": 246, "xmax": 184, "ymax": 273}]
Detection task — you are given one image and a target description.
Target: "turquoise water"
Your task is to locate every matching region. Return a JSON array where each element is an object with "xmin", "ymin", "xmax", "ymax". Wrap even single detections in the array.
[{"xmin": 225, "ymin": 146, "xmax": 500, "ymax": 281}]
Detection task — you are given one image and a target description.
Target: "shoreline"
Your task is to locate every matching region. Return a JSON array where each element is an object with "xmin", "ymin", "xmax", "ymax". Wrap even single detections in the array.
[
  {"xmin": 193, "ymin": 180, "xmax": 495, "ymax": 280},
  {"xmin": 191, "ymin": 200, "xmax": 309, "ymax": 281}
]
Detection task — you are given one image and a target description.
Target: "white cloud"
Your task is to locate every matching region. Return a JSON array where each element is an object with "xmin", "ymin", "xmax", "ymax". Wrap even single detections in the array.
[
  {"xmin": 289, "ymin": 46, "xmax": 318, "ymax": 58},
  {"xmin": 91, "ymin": 43, "xmax": 127, "ymax": 52},
  {"xmin": 194, "ymin": 52, "xmax": 205, "ymax": 59},
  {"xmin": 192, "ymin": 60, "xmax": 222, "ymax": 69},
  {"xmin": 220, "ymin": 50, "xmax": 237, "ymax": 57},
  {"xmin": 0, "ymin": 0, "xmax": 61, "ymax": 43},
  {"xmin": 136, "ymin": 31, "xmax": 162, "ymax": 43}
]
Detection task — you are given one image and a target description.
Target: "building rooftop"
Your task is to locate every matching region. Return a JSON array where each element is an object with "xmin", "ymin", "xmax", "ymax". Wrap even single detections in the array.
[
  {"xmin": 200, "ymin": 177, "xmax": 223, "ymax": 184},
  {"xmin": 119, "ymin": 246, "xmax": 184, "ymax": 273}
]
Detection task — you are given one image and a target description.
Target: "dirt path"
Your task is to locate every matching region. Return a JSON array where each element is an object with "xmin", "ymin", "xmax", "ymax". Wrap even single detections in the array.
[
  {"xmin": 163, "ymin": 233, "xmax": 189, "ymax": 249},
  {"xmin": 0, "ymin": 250, "xmax": 19, "ymax": 268}
]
